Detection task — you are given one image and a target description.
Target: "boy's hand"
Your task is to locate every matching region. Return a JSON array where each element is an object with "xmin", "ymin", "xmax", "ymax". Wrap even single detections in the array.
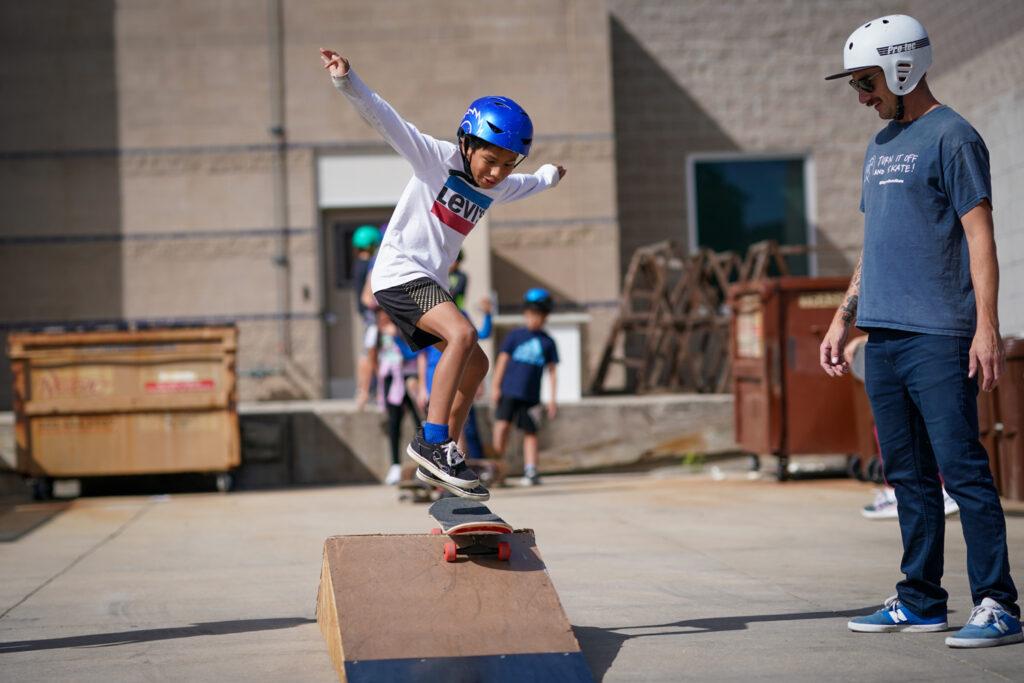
[
  {"xmin": 478, "ymin": 296, "xmax": 493, "ymax": 315},
  {"xmin": 556, "ymin": 165, "xmax": 567, "ymax": 179},
  {"xmin": 546, "ymin": 402, "xmax": 558, "ymax": 420},
  {"xmin": 319, "ymin": 48, "xmax": 349, "ymax": 78}
]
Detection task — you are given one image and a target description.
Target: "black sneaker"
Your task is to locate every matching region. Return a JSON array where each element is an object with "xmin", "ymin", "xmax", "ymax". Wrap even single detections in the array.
[
  {"xmin": 415, "ymin": 467, "xmax": 490, "ymax": 501},
  {"xmin": 406, "ymin": 431, "xmax": 480, "ymax": 490}
]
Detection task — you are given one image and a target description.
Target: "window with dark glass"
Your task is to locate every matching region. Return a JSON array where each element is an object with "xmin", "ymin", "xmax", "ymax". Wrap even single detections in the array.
[{"xmin": 691, "ymin": 157, "xmax": 810, "ymax": 275}]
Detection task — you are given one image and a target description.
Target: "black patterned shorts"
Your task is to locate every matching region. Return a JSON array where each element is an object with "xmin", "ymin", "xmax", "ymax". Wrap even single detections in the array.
[{"xmin": 373, "ymin": 277, "xmax": 455, "ymax": 351}]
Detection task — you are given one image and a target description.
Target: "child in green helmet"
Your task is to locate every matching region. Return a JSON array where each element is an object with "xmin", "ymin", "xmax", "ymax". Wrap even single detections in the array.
[{"xmin": 351, "ymin": 225, "xmax": 381, "ymax": 410}]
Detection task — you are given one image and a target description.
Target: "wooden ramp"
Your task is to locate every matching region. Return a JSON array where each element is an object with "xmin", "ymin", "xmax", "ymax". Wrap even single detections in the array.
[{"xmin": 316, "ymin": 531, "xmax": 593, "ymax": 682}]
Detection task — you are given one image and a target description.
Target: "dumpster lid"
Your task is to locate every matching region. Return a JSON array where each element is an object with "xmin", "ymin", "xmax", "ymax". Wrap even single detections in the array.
[{"xmin": 1005, "ymin": 337, "xmax": 1024, "ymax": 360}]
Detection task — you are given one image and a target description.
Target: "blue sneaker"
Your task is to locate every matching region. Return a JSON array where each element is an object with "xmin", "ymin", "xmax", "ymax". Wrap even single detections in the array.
[
  {"xmin": 945, "ymin": 598, "xmax": 1023, "ymax": 648},
  {"xmin": 848, "ymin": 595, "xmax": 948, "ymax": 633}
]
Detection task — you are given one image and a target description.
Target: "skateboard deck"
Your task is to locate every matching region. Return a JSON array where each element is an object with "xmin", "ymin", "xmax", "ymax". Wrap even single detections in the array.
[{"xmin": 428, "ymin": 497, "xmax": 513, "ymax": 562}]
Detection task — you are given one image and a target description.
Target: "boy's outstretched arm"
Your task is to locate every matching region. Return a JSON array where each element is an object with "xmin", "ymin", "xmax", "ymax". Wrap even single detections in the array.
[
  {"xmin": 546, "ymin": 363, "xmax": 558, "ymax": 419},
  {"xmin": 319, "ymin": 48, "xmax": 448, "ymax": 174},
  {"xmin": 497, "ymin": 165, "xmax": 567, "ymax": 203}
]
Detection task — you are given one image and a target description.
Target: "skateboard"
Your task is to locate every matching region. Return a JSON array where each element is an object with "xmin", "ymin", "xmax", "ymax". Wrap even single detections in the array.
[
  {"xmin": 397, "ymin": 478, "xmax": 438, "ymax": 503},
  {"xmin": 397, "ymin": 464, "xmax": 440, "ymax": 503},
  {"xmin": 428, "ymin": 496, "xmax": 513, "ymax": 563}
]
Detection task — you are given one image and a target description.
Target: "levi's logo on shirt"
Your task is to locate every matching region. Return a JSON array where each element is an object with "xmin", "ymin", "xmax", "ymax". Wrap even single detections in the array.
[{"xmin": 430, "ymin": 174, "xmax": 493, "ymax": 236}]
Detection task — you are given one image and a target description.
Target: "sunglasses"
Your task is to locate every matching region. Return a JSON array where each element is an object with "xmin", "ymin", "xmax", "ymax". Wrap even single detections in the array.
[{"xmin": 849, "ymin": 71, "xmax": 883, "ymax": 94}]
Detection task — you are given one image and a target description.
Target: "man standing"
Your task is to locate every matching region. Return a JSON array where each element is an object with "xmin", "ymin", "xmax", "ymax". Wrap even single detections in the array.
[{"xmin": 820, "ymin": 15, "xmax": 1021, "ymax": 648}]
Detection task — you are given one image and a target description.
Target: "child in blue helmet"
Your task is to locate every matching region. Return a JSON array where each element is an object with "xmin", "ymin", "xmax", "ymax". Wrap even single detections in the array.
[
  {"xmin": 491, "ymin": 288, "xmax": 559, "ymax": 486},
  {"xmin": 321, "ymin": 48, "xmax": 566, "ymax": 500}
]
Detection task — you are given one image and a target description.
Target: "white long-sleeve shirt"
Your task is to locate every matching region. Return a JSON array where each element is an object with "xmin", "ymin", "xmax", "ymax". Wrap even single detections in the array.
[{"xmin": 332, "ymin": 68, "xmax": 561, "ymax": 293}]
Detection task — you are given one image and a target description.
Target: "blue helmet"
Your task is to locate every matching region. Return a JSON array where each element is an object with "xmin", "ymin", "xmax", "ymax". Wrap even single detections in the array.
[
  {"xmin": 458, "ymin": 96, "xmax": 533, "ymax": 157},
  {"xmin": 523, "ymin": 287, "xmax": 553, "ymax": 313}
]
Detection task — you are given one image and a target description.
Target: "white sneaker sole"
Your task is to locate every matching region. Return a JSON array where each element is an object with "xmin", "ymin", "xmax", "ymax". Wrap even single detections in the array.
[
  {"xmin": 861, "ymin": 509, "xmax": 899, "ymax": 520},
  {"xmin": 945, "ymin": 632, "xmax": 1023, "ymax": 648},
  {"xmin": 848, "ymin": 621, "xmax": 948, "ymax": 633},
  {"xmin": 415, "ymin": 468, "xmax": 489, "ymax": 502},
  {"xmin": 406, "ymin": 444, "xmax": 479, "ymax": 489}
]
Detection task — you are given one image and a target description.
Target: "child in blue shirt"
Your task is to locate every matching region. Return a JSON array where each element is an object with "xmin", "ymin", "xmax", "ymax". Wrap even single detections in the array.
[{"xmin": 491, "ymin": 289, "xmax": 558, "ymax": 486}]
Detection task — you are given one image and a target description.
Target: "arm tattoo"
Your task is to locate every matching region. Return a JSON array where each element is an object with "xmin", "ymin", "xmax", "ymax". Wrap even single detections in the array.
[
  {"xmin": 838, "ymin": 254, "xmax": 863, "ymax": 326},
  {"xmin": 840, "ymin": 295, "xmax": 859, "ymax": 325}
]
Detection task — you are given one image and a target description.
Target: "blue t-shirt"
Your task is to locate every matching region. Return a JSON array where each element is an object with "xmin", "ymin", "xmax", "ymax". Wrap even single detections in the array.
[
  {"xmin": 499, "ymin": 328, "xmax": 559, "ymax": 404},
  {"xmin": 858, "ymin": 106, "xmax": 991, "ymax": 337}
]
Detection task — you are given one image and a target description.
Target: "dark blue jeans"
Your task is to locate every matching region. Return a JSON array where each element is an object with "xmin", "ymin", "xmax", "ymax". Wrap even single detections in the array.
[{"xmin": 865, "ymin": 329, "xmax": 1018, "ymax": 618}]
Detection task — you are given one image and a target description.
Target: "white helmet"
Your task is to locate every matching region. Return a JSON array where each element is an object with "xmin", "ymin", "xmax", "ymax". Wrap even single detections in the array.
[{"xmin": 825, "ymin": 15, "xmax": 932, "ymax": 95}]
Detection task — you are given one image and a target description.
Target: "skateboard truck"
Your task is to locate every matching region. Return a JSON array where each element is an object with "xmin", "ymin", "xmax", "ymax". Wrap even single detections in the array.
[{"xmin": 428, "ymin": 497, "xmax": 513, "ymax": 563}]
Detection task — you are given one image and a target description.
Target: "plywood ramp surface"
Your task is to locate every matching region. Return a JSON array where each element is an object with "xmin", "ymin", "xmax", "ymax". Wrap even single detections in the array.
[{"xmin": 316, "ymin": 531, "xmax": 592, "ymax": 682}]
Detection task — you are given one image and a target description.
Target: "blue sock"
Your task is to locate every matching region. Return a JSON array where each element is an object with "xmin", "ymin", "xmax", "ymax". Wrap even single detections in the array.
[{"xmin": 423, "ymin": 422, "xmax": 449, "ymax": 444}]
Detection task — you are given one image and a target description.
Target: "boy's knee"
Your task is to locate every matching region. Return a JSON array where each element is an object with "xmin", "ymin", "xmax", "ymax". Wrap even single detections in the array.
[{"xmin": 449, "ymin": 324, "xmax": 478, "ymax": 350}]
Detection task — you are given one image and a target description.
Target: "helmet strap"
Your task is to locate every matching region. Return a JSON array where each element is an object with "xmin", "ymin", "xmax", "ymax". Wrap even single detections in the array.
[
  {"xmin": 456, "ymin": 135, "xmax": 480, "ymax": 187},
  {"xmin": 456, "ymin": 134, "xmax": 528, "ymax": 183},
  {"xmin": 895, "ymin": 95, "xmax": 905, "ymax": 122}
]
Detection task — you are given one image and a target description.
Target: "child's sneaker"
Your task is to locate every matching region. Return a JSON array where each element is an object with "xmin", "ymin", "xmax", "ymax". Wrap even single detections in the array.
[
  {"xmin": 384, "ymin": 463, "xmax": 402, "ymax": 485},
  {"xmin": 848, "ymin": 595, "xmax": 948, "ymax": 632},
  {"xmin": 945, "ymin": 598, "xmax": 1023, "ymax": 648},
  {"xmin": 519, "ymin": 466, "xmax": 541, "ymax": 487},
  {"xmin": 861, "ymin": 487, "xmax": 898, "ymax": 520},
  {"xmin": 415, "ymin": 467, "xmax": 489, "ymax": 501},
  {"xmin": 406, "ymin": 430, "xmax": 479, "ymax": 490}
]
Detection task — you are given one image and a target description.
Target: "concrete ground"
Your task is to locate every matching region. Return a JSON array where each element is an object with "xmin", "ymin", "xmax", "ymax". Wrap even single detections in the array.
[{"xmin": 1, "ymin": 462, "xmax": 1023, "ymax": 682}]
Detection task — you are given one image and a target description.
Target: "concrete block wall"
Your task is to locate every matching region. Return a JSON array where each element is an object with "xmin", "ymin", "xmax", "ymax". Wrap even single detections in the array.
[
  {"xmin": 607, "ymin": 0, "xmax": 893, "ymax": 276},
  {"xmin": 1, "ymin": 0, "xmax": 620, "ymax": 407},
  {"xmin": 236, "ymin": 394, "xmax": 736, "ymax": 488},
  {"xmin": 923, "ymin": 1, "xmax": 1024, "ymax": 334},
  {"xmin": 606, "ymin": 0, "xmax": 1024, "ymax": 300},
  {"xmin": 5, "ymin": 0, "xmax": 1019, "ymax": 411}
]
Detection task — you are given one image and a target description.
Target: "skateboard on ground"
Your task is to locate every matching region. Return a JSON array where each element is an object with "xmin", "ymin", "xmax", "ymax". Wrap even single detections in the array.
[
  {"xmin": 397, "ymin": 464, "xmax": 440, "ymax": 503},
  {"xmin": 428, "ymin": 496, "xmax": 513, "ymax": 563}
]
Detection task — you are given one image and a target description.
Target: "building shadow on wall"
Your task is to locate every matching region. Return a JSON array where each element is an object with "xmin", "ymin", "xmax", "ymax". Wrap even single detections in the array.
[
  {"xmin": 0, "ymin": 1, "xmax": 124, "ymax": 410},
  {"xmin": 609, "ymin": 15, "xmax": 739, "ymax": 275},
  {"xmin": 236, "ymin": 412, "xmax": 379, "ymax": 490},
  {"xmin": 490, "ymin": 251, "xmax": 577, "ymax": 313}
]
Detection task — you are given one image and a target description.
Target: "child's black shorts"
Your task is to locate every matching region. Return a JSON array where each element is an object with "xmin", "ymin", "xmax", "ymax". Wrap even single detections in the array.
[
  {"xmin": 373, "ymin": 277, "xmax": 454, "ymax": 351},
  {"xmin": 495, "ymin": 395, "xmax": 540, "ymax": 434}
]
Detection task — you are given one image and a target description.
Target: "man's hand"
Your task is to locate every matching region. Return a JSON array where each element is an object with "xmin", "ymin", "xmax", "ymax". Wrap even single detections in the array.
[
  {"xmin": 319, "ymin": 48, "xmax": 349, "ymax": 78},
  {"xmin": 546, "ymin": 402, "xmax": 558, "ymax": 420},
  {"xmin": 491, "ymin": 389, "xmax": 502, "ymax": 406},
  {"xmin": 969, "ymin": 323, "xmax": 1005, "ymax": 392},
  {"xmin": 820, "ymin": 318, "xmax": 851, "ymax": 377},
  {"xmin": 556, "ymin": 165, "xmax": 567, "ymax": 179}
]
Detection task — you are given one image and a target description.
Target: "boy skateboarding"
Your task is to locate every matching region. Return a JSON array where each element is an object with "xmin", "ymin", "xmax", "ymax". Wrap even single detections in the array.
[{"xmin": 321, "ymin": 47, "xmax": 566, "ymax": 499}]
